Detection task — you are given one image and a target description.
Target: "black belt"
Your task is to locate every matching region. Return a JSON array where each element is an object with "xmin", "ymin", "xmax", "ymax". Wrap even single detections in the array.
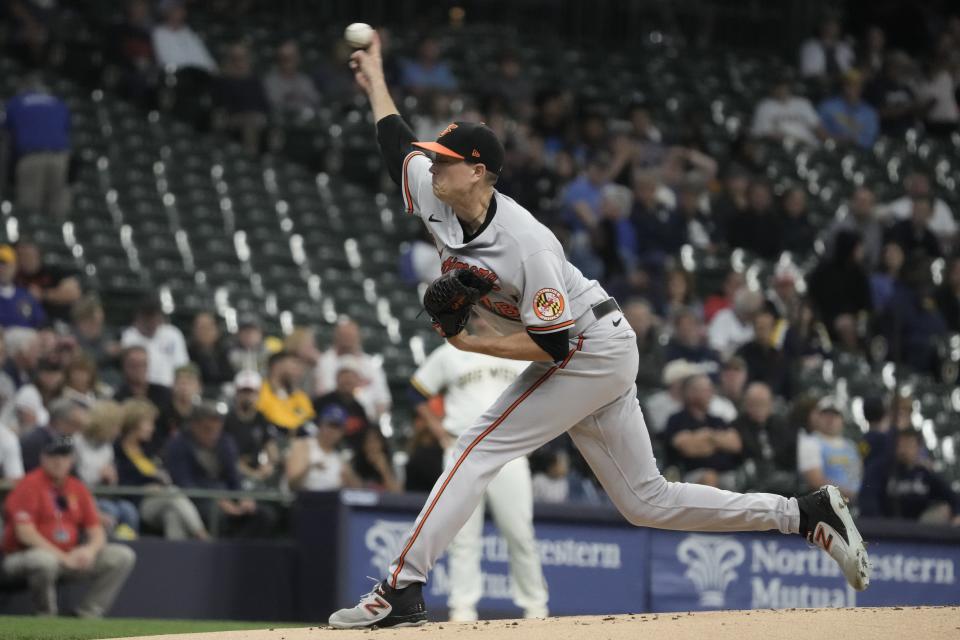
[{"xmin": 591, "ymin": 298, "xmax": 620, "ymax": 320}]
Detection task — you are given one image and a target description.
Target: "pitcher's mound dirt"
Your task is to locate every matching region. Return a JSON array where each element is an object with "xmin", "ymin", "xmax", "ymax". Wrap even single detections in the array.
[{"xmin": 108, "ymin": 606, "xmax": 960, "ymax": 640}]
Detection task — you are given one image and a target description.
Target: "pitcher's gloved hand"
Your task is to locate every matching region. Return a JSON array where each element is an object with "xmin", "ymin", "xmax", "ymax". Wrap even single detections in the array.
[{"xmin": 422, "ymin": 269, "xmax": 494, "ymax": 337}]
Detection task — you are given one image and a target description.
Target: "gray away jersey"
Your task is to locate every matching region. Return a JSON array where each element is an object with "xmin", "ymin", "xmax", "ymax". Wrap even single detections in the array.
[{"xmin": 402, "ymin": 150, "xmax": 608, "ymax": 337}]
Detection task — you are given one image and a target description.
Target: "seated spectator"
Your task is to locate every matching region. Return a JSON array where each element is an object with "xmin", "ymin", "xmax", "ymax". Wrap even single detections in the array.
[
  {"xmin": 1, "ymin": 435, "xmax": 136, "ymax": 617},
  {"xmin": 778, "ymin": 187, "xmax": 817, "ymax": 256},
  {"xmin": 727, "ymin": 180, "xmax": 781, "ymax": 259},
  {"xmin": 884, "ymin": 429, "xmax": 960, "ymax": 524},
  {"xmin": 884, "ymin": 196, "xmax": 943, "ymax": 267},
  {"xmin": 864, "ymin": 51, "xmax": 924, "ymax": 137},
  {"xmin": 797, "ymin": 396, "xmax": 861, "ymax": 500},
  {"xmin": 313, "ymin": 358, "xmax": 374, "ymax": 449},
  {"xmin": 708, "ymin": 288, "xmax": 763, "ymax": 358},
  {"xmin": 711, "ymin": 168, "xmax": 750, "ymax": 247},
  {"xmin": 14, "ymin": 241, "xmax": 82, "ymax": 324},
  {"xmin": 314, "ymin": 318, "xmax": 392, "ymax": 422},
  {"xmin": 0, "ymin": 244, "xmax": 46, "ymax": 329},
  {"xmin": 1, "ymin": 384, "xmax": 46, "ymax": 437},
  {"xmin": 480, "ymin": 49, "xmax": 534, "ymax": 120},
  {"xmin": 164, "ymin": 402, "xmax": 275, "ymax": 538},
  {"xmin": 736, "ymin": 309, "xmax": 792, "ymax": 398},
  {"xmin": 857, "ymin": 25, "xmax": 886, "ymax": 76},
  {"xmin": 531, "ymin": 449, "xmax": 570, "ymax": 504},
  {"xmin": 916, "ymin": 38, "xmax": 960, "ymax": 138},
  {"xmin": 807, "ymin": 230, "xmax": 871, "ymax": 333},
  {"xmin": 158, "ymin": 364, "xmax": 201, "ymax": 445},
  {"xmin": 858, "ymin": 395, "xmax": 895, "ymax": 517},
  {"xmin": 750, "ymin": 77, "xmax": 823, "ymax": 146},
  {"xmin": 61, "ymin": 353, "xmax": 103, "ymax": 408},
  {"xmin": 631, "ymin": 170, "xmax": 685, "ymax": 264},
  {"xmin": 285, "ymin": 405, "xmax": 362, "ymax": 492},
  {"xmin": 711, "ymin": 356, "xmax": 748, "ymax": 423},
  {"xmin": 109, "ymin": 0, "xmax": 158, "ymax": 104},
  {"xmin": 0, "ymin": 418, "xmax": 24, "ymax": 480},
  {"xmin": 642, "ymin": 359, "xmax": 708, "ymax": 435},
  {"xmin": 113, "ymin": 346, "xmax": 172, "ymax": 453},
  {"xmin": 766, "ymin": 264, "xmax": 804, "ymax": 326},
  {"xmin": 880, "ymin": 264, "xmax": 947, "ymax": 374},
  {"xmin": 258, "ymin": 351, "xmax": 315, "ymax": 432},
  {"xmin": 3, "ymin": 327, "xmax": 40, "ymax": 389},
  {"xmin": 151, "ymin": 0, "xmax": 217, "ymax": 73},
  {"xmin": 664, "ymin": 307, "xmax": 720, "ymax": 370},
  {"xmin": 116, "ymin": 399, "xmax": 208, "ymax": 540},
  {"xmin": 263, "ymin": 40, "xmax": 321, "ymax": 118},
  {"xmin": 21, "ymin": 398, "xmax": 88, "ymax": 473},
  {"xmin": 214, "ymin": 42, "xmax": 269, "ymax": 155},
  {"xmin": 934, "ymin": 256, "xmax": 960, "ymax": 333},
  {"xmin": 70, "ymin": 296, "xmax": 121, "ymax": 379},
  {"xmin": 3, "ymin": 74, "xmax": 72, "ymax": 219},
  {"xmin": 622, "ymin": 299, "xmax": 665, "ymax": 390},
  {"xmin": 664, "ymin": 374, "xmax": 743, "ymax": 489},
  {"xmin": 74, "ymin": 401, "xmax": 138, "ymax": 539},
  {"xmin": 223, "ymin": 370, "xmax": 279, "ymax": 490},
  {"xmin": 869, "ymin": 242, "xmax": 905, "ymax": 311},
  {"xmin": 799, "ymin": 16, "xmax": 855, "ymax": 80},
  {"xmin": 228, "ymin": 314, "xmax": 268, "ymax": 374},
  {"xmin": 284, "ymin": 327, "xmax": 321, "ymax": 400},
  {"xmin": 675, "ymin": 181, "xmax": 716, "ymax": 251},
  {"xmin": 404, "ymin": 403, "xmax": 444, "ymax": 493},
  {"xmin": 591, "ymin": 184, "xmax": 639, "ymax": 287},
  {"xmin": 33, "ymin": 356, "xmax": 65, "ymax": 407},
  {"xmin": 348, "ymin": 426, "xmax": 401, "ymax": 492},
  {"xmin": 561, "ymin": 154, "xmax": 611, "ymax": 234},
  {"xmin": 399, "ymin": 36, "xmax": 457, "ymax": 94},
  {"xmin": 818, "ymin": 70, "xmax": 879, "ymax": 148},
  {"xmin": 879, "ymin": 170, "xmax": 957, "ymax": 245},
  {"xmin": 187, "ymin": 311, "xmax": 234, "ymax": 387},
  {"xmin": 826, "ymin": 187, "xmax": 884, "ymax": 270},
  {"xmin": 623, "ymin": 102, "xmax": 666, "ymax": 170},
  {"xmin": 733, "ymin": 382, "xmax": 797, "ymax": 494},
  {"xmin": 703, "ymin": 269, "xmax": 746, "ymax": 324},
  {"xmin": 120, "ymin": 296, "xmax": 189, "ymax": 388},
  {"xmin": 659, "ymin": 268, "xmax": 701, "ymax": 322}
]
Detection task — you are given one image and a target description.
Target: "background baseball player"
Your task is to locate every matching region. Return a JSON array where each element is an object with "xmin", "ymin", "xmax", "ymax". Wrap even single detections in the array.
[
  {"xmin": 329, "ymin": 30, "xmax": 870, "ymax": 629},
  {"xmin": 411, "ymin": 318, "xmax": 549, "ymax": 622}
]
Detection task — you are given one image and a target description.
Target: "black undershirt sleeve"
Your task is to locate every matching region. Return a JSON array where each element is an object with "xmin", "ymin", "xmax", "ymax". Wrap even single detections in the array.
[
  {"xmin": 527, "ymin": 328, "xmax": 571, "ymax": 363},
  {"xmin": 376, "ymin": 114, "xmax": 417, "ymax": 187}
]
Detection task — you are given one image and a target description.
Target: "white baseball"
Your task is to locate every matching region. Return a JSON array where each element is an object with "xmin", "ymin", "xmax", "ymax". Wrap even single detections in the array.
[{"xmin": 344, "ymin": 22, "xmax": 374, "ymax": 49}]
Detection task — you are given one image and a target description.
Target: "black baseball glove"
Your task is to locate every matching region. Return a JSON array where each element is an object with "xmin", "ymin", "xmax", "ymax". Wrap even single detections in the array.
[{"xmin": 422, "ymin": 269, "xmax": 494, "ymax": 337}]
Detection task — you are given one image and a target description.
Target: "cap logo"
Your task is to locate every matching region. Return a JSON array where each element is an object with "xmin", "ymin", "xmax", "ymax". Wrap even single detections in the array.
[
  {"xmin": 439, "ymin": 123, "xmax": 458, "ymax": 138},
  {"xmin": 471, "ymin": 149, "xmax": 481, "ymax": 158}
]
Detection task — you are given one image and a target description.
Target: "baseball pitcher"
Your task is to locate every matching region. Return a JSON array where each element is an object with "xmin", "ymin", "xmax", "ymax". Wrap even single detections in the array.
[{"xmin": 329, "ymin": 31, "xmax": 870, "ymax": 629}]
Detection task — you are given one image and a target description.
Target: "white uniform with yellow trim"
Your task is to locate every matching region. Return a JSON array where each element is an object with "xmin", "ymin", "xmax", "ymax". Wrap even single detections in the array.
[
  {"xmin": 387, "ymin": 151, "xmax": 801, "ymax": 591},
  {"xmin": 412, "ymin": 344, "xmax": 548, "ymax": 620}
]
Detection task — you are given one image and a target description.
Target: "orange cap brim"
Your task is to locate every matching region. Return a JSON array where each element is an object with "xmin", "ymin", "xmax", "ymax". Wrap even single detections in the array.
[{"xmin": 412, "ymin": 141, "xmax": 464, "ymax": 159}]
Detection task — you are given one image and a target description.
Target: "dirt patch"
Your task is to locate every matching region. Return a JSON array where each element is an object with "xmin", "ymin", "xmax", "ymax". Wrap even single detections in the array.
[{"xmin": 106, "ymin": 606, "xmax": 960, "ymax": 640}]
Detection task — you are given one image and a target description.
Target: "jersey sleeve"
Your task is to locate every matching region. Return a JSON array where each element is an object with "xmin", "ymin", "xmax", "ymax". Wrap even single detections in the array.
[
  {"xmin": 5, "ymin": 482, "xmax": 39, "ymax": 526},
  {"xmin": 411, "ymin": 345, "xmax": 449, "ymax": 398},
  {"xmin": 401, "ymin": 151, "xmax": 432, "ymax": 216},
  {"xmin": 520, "ymin": 250, "xmax": 575, "ymax": 334}
]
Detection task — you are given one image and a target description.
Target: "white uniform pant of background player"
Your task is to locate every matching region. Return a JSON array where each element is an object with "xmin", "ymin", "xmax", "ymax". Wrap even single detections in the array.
[
  {"xmin": 388, "ymin": 318, "xmax": 801, "ymax": 589},
  {"xmin": 443, "ymin": 446, "xmax": 548, "ymax": 620}
]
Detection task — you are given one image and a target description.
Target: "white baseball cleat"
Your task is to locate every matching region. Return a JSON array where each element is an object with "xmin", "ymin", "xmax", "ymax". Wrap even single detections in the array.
[
  {"xmin": 797, "ymin": 485, "xmax": 870, "ymax": 591},
  {"xmin": 328, "ymin": 580, "xmax": 428, "ymax": 629}
]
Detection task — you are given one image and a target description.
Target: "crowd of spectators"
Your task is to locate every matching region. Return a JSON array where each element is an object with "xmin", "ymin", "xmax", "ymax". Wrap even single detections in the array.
[
  {"xmin": 0, "ymin": 249, "xmax": 413, "ymax": 542},
  {"xmin": 2, "ymin": 1, "xmax": 960, "ymax": 549}
]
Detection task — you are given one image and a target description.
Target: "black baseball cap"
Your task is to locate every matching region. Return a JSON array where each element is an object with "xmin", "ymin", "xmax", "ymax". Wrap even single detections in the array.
[
  {"xmin": 413, "ymin": 121, "xmax": 504, "ymax": 175},
  {"xmin": 43, "ymin": 435, "xmax": 75, "ymax": 456}
]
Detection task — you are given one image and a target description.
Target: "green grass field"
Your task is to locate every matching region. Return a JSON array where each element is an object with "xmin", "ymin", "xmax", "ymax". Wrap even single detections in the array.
[{"xmin": 0, "ymin": 616, "xmax": 303, "ymax": 640}]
